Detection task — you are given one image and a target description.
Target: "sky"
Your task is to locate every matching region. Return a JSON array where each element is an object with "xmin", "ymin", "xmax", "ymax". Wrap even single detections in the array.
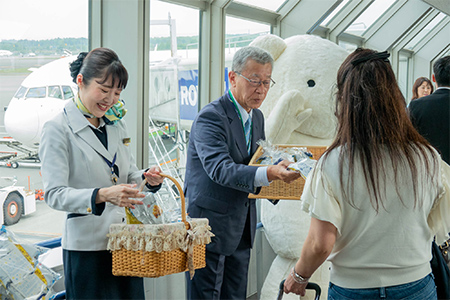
[
  {"xmin": 0, "ymin": 0, "xmax": 271, "ymax": 41},
  {"xmin": 0, "ymin": 0, "xmax": 88, "ymax": 40}
]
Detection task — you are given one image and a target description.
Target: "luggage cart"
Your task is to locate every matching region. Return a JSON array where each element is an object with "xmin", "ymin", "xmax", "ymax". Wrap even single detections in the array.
[{"xmin": 277, "ymin": 279, "xmax": 321, "ymax": 300}]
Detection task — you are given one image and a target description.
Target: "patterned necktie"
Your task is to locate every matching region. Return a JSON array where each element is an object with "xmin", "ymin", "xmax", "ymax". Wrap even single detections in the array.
[{"xmin": 244, "ymin": 117, "xmax": 251, "ymax": 154}]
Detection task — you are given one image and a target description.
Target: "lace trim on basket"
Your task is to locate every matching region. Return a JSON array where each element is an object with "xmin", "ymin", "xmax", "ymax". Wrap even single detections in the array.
[{"xmin": 106, "ymin": 220, "xmax": 214, "ymax": 253}]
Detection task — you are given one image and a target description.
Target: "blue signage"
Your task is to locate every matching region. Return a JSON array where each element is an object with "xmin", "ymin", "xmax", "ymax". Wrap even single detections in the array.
[
  {"xmin": 179, "ymin": 70, "xmax": 199, "ymax": 121},
  {"xmin": 179, "ymin": 68, "xmax": 231, "ymax": 121},
  {"xmin": 225, "ymin": 67, "xmax": 230, "ymax": 90}
]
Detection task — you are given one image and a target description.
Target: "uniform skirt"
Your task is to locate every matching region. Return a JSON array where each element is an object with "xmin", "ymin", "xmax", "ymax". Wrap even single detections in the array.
[{"xmin": 63, "ymin": 249, "xmax": 145, "ymax": 299}]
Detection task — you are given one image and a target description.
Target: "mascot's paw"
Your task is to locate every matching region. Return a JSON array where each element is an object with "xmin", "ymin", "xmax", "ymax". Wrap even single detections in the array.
[{"xmin": 296, "ymin": 108, "xmax": 313, "ymax": 127}]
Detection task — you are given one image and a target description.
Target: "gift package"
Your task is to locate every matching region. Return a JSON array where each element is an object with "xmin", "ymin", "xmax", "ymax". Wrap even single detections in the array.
[
  {"xmin": 128, "ymin": 189, "xmax": 180, "ymax": 225},
  {"xmin": 108, "ymin": 174, "xmax": 214, "ymax": 279},
  {"xmin": 249, "ymin": 141, "xmax": 327, "ymax": 200},
  {"xmin": 0, "ymin": 226, "xmax": 61, "ymax": 300}
]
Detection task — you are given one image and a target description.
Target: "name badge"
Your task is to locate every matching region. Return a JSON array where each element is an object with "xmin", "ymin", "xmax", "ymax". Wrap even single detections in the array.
[{"xmin": 123, "ymin": 138, "xmax": 131, "ymax": 146}]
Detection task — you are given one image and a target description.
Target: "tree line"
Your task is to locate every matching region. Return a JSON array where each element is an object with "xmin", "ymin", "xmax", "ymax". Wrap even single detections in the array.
[
  {"xmin": 150, "ymin": 33, "xmax": 264, "ymax": 51},
  {"xmin": 0, "ymin": 38, "xmax": 88, "ymax": 56},
  {"xmin": 0, "ymin": 33, "xmax": 265, "ymax": 56}
]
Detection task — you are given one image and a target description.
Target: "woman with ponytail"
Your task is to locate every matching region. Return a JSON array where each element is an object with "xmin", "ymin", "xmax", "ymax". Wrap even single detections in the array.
[
  {"xmin": 283, "ymin": 48, "xmax": 450, "ymax": 299},
  {"xmin": 39, "ymin": 48, "xmax": 163, "ymax": 299}
]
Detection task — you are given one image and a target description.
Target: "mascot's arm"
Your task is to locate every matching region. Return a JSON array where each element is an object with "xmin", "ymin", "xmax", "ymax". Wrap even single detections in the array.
[{"xmin": 266, "ymin": 89, "xmax": 312, "ymax": 144}]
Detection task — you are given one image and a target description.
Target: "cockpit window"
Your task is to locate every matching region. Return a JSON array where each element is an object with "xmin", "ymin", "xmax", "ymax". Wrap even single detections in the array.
[
  {"xmin": 14, "ymin": 86, "xmax": 27, "ymax": 98},
  {"xmin": 48, "ymin": 85, "xmax": 63, "ymax": 99},
  {"xmin": 62, "ymin": 86, "xmax": 74, "ymax": 99},
  {"xmin": 26, "ymin": 87, "xmax": 46, "ymax": 98}
]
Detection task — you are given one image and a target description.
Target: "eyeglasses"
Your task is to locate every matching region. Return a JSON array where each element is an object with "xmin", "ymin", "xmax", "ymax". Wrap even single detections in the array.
[{"xmin": 235, "ymin": 72, "xmax": 276, "ymax": 88}]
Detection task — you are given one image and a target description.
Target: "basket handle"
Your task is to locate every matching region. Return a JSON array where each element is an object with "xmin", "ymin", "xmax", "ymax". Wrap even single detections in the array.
[{"xmin": 140, "ymin": 173, "xmax": 188, "ymax": 229}]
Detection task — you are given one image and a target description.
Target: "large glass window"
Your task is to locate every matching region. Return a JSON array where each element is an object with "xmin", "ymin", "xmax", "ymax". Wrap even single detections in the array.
[
  {"xmin": 345, "ymin": 0, "xmax": 396, "ymax": 36},
  {"xmin": 225, "ymin": 16, "xmax": 270, "ymax": 87},
  {"xmin": 397, "ymin": 53, "xmax": 410, "ymax": 102},
  {"xmin": 0, "ymin": 0, "xmax": 88, "ymax": 242},
  {"xmin": 148, "ymin": 0, "xmax": 200, "ymax": 181},
  {"xmin": 321, "ymin": 0, "xmax": 350, "ymax": 27},
  {"xmin": 405, "ymin": 13, "xmax": 446, "ymax": 50},
  {"xmin": 338, "ymin": 40, "xmax": 357, "ymax": 53}
]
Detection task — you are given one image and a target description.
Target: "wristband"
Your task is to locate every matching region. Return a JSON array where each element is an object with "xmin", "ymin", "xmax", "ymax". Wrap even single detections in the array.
[{"xmin": 290, "ymin": 267, "xmax": 309, "ymax": 284}]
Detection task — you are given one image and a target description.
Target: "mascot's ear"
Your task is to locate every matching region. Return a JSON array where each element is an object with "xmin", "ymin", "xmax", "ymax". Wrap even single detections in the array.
[{"xmin": 250, "ymin": 34, "xmax": 287, "ymax": 61}]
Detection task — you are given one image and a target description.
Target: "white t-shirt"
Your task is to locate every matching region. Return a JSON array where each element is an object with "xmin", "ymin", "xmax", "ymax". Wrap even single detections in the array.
[{"xmin": 301, "ymin": 146, "xmax": 450, "ymax": 289}]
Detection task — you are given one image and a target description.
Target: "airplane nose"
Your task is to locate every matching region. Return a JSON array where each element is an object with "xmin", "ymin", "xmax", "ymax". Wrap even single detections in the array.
[{"xmin": 4, "ymin": 98, "xmax": 40, "ymax": 146}]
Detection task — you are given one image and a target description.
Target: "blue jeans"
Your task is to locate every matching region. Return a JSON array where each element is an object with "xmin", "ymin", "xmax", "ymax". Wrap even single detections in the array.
[{"xmin": 328, "ymin": 273, "xmax": 437, "ymax": 300}]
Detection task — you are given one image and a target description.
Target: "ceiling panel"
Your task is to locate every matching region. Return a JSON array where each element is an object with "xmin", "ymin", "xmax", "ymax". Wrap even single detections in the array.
[
  {"xmin": 421, "ymin": 0, "xmax": 450, "ymax": 15},
  {"xmin": 234, "ymin": 0, "xmax": 287, "ymax": 12}
]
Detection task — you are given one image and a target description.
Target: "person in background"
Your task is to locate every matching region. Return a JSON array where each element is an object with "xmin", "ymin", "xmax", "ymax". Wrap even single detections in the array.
[
  {"xmin": 184, "ymin": 46, "xmax": 300, "ymax": 300},
  {"xmin": 411, "ymin": 76, "xmax": 434, "ymax": 101},
  {"xmin": 409, "ymin": 56, "xmax": 450, "ymax": 164},
  {"xmin": 39, "ymin": 48, "xmax": 164, "ymax": 299},
  {"xmin": 283, "ymin": 49, "xmax": 450, "ymax": 299}
]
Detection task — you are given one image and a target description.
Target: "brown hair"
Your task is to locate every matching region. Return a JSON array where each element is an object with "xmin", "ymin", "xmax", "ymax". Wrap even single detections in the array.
[
  {"xmin": 411, "ymin": 77, "xmax": 433, "ymax": 100},
  {"xmin": 321, "ymin": 48, "xmax": 437, "ymax": 211}
]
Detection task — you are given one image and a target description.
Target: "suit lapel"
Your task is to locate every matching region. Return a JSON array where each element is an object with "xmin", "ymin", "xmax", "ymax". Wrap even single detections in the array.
[
  {"xmin": 64, "ymin": 101, "xmax": 112, "ymax": 161},
  {"xmin": 107, "ymin": 124, "xmax": 119, "ymax": 158},
  {"xmin": 221, "ymin": 94, "xmax": 248, "ymax": 158},
  {"xmin": 251, "ymin": 114, "xmax": 260, "ymax": 154}
]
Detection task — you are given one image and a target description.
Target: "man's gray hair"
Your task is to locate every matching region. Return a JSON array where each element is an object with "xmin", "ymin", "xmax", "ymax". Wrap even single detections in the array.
[{"xmin": 232, "ymin": 46, "xmax": 273, "ymax": 73}]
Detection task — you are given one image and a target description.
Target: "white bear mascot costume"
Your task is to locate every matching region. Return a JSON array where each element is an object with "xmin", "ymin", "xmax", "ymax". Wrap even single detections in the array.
[{"xmin": 249, "ymin": 34, "xmax": 348, "ymax": 300}]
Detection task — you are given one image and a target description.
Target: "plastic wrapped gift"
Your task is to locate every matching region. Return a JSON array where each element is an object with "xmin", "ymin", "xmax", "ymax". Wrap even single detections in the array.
[
  {"xmin": 249, "ymin": 142, "xmax": 327, "ymax": 200},
  {"xmin": 128, "ymin": 190, "xmax": 180, "ymax": 224},
  {"xmin": 0, "ymin": 226, "xmax": 61, "ymax": 300},
  {"xmin": 108, "ymin": 174, "xmax": 214, "ymax": 279}
]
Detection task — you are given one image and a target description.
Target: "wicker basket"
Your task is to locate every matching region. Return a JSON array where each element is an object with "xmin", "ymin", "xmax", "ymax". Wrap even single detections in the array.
[
  {"xmin": 108, "ymin": 173, "xmax": 213, "ymax": 278},
  {"xmin": 249, "ymin": 145, "xmax": 327, "ymax": 200},
  {"xmin": 110, "ymin": 245, "xmax": 206, "ymax": 278}
]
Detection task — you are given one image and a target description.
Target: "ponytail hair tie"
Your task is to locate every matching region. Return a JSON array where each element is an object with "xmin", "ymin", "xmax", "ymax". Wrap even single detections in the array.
[
  {"xmin": 69, "ymin": 52, "xmax": 89, "ymax": 83},
  {"xmin": 351, "ymin": 51, "xmax": 390, "ymax": 66}
]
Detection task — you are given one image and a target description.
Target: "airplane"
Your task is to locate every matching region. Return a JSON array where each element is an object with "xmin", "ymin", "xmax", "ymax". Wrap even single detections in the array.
[
  {"xmin": 0, "ymin": 50, "xmax": 13, "ymax": 57},
  {"xmin": 1, "ymin": 35, "xmax": 240, "ymax": 169},
  {"xmin": 0, "ymin": 52, "xmax": 186, "ymax": 169},
  {"xmin": 1, "ymin": 55, "xmax": 77, "ymax": 167}
]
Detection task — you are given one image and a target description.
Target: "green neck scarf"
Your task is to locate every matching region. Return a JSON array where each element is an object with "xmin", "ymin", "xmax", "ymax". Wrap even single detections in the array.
[{"xmin": 73, "ymin": 94, "xmax": 127, "ymax": 125}]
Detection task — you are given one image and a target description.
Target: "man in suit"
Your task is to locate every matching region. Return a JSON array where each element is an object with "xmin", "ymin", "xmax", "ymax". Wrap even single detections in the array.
[
  {"xmin": 409, "ymin": 55, "xmax": 450, "ymax": 164},
  {"xmin": 184, "ymin": 46, "xmax": 301, "ymax": 299}
]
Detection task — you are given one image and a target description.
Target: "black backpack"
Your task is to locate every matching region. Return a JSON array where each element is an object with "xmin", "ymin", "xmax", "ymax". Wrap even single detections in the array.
[{"xmin": 431, "ymin": 241, "xmax": 450, "ymax": 300}]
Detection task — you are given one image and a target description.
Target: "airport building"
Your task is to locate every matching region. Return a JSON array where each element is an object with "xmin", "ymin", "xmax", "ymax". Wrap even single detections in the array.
[{"xmin": 0, "ymin": 0, "xmax": 449, "ymax": 299}]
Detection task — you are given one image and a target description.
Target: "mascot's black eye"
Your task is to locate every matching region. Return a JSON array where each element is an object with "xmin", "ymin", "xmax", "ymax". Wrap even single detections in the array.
[{"xmin": 307, "ymin": 80, "xmax": 315, "ymax": 87}]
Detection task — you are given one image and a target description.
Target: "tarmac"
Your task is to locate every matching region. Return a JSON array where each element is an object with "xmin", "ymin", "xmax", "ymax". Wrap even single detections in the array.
[{"xmin": 0, "ymin": 138, "xmax": 65, "ymax": 243}]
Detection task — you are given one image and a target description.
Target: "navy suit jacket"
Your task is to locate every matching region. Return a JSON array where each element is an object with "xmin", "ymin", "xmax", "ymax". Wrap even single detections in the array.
[
  {"xmin": 185, "ymin": 92, "xmax": 265, "ymax": 255},
  {"xmin": 409, "ymin": 88, "xmax": 450, "ymax": 164}
]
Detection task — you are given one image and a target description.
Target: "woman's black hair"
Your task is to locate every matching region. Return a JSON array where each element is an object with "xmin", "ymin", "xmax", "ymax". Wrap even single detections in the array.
[{"xmin": 69, "ymin": 48, "xmax": 128, "ymax": 89}]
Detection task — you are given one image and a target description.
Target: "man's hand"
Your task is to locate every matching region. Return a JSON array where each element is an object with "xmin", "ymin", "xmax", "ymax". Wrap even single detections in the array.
[{"xmin": 267, "ymin": 160, "xmax": 301, "ymax": 183}]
